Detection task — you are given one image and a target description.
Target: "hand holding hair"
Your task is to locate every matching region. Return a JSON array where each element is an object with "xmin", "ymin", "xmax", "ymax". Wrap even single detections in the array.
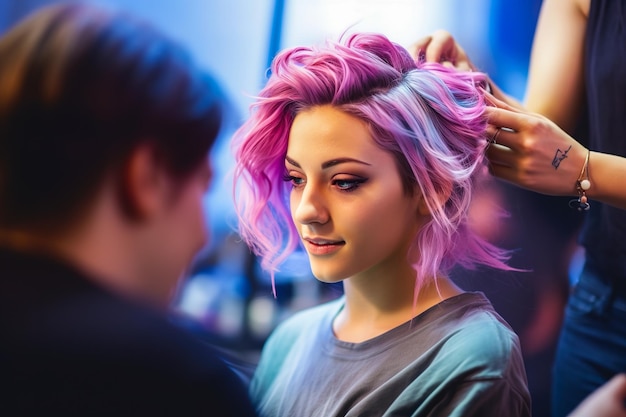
[
  {"xmin": 485, "ymin": 95, "xmax": 626, "ymax": 210},
  {"xmin": 411, "ymin": 30, "xmax": 523, "ymax": 110},
  {"xmin": 484, "ymin": 95, "xmax": 588, "ymax": 197},
  {"xmin": 410, "ymin": 29, "xmax": 474, "ymax": 71}
]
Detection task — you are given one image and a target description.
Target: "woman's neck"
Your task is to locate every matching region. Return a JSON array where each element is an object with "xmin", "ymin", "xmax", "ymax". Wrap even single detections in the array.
[{"xmin": 333, "ymin": 273, "xmax": 463, "ymax": 343}]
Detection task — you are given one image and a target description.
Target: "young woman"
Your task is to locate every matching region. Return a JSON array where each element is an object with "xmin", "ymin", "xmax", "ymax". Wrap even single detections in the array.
[{"xmin": 233, "ymin": 33, "xmax": 530, "ymax": 416}]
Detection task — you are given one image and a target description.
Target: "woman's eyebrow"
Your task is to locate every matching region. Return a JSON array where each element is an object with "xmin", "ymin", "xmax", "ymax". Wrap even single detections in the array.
[
  {"xmin": 285, "ymin": 155, "xmax": 300, "ymax": 167},
  {"xmin": 285, "ymin": 155, "xmax": 371, "ymax": 169},
  {"xmin": 321, "ymin": 158, "xmax": 371, "ymax": 169}
]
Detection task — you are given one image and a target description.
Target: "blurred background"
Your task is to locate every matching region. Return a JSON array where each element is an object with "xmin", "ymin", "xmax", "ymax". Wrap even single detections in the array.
[{"xmin": 1, "ymin": 1, "xmax": 584, "ymax": 415}]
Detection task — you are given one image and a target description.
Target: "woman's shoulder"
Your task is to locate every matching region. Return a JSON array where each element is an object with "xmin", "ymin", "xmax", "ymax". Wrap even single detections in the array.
[
  {"xmin": 251, "ymin": 297, "xmax": 344, "ymax": 387},
  {"xmin": 435, "ymin": 292, "xmax": 524, "ymax": 377}
]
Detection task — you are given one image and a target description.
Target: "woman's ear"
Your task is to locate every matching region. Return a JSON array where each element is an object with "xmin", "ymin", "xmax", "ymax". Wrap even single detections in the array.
[
  {"xmin": 415, "ymin": 182, "xmax": 453, "ymax": 217},
  {"xmin": 117, "ymin": 144, "xmax": 167, "ymax": 221},
  {"xmin": 416, "ymin": 193, "xmax": 431, "ymax": 216}
]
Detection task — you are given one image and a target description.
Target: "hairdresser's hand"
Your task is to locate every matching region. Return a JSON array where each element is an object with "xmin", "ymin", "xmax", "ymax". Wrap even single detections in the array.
[
  {"xmin": 411, "ymin": 30, "xmax": 524, "ymax": 110},
  {"xmin": 484, "ymin": 95, "xmax": 588, "ymax": 197},
  {"xmin": 410, "ymin": 30, "xmax": 474, "ymax": 71},
  {"xmin": 568, "ymin": 374, "xmax": 626, "ymax": 417}
]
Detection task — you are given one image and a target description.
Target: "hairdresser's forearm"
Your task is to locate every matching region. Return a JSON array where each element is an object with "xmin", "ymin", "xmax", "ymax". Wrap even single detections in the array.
[{"xmin": 587, "ymin": 151, "xmax": 626, "ymax": 210}]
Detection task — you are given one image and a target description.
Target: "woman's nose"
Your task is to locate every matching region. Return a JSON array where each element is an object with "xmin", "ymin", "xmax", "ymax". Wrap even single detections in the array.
[{"xmin": 292, "ymin": 184, "xmax": 329, "ymax": 226}]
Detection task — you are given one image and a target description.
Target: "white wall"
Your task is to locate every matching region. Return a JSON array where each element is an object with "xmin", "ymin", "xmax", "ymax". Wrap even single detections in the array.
[{"xmin": 0, "ymin": 0, "xmax": 274, "ymax": 119}]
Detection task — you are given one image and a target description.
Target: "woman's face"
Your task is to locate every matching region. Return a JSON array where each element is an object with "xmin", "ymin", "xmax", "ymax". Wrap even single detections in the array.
[{"xmin": 285, "ymin": 105, "xmax": 423, "ymax": 283}]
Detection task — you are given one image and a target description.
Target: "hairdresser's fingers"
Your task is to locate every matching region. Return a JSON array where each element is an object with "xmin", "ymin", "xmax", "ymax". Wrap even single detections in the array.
[
  {"xmin": 440, "ymin": 59, "xmax": 473, "ymax": 72},
  {"xmin": 487, "ymin": 106, "xmax": 582, "ymax": 167},
  {"xmin": 422, "ymin": 30, "xmax": 470, "ymax": 67},
  {"xmin": 452, "ymin": 60, "xmax": 473, "ymax": 72},
  {"xmin": 409, "ymin": 35, "xmax": 432, "ymax": 61},
  {"xmin": 484, "ymin": 93, "xmax": 522, "ymax": 112},
  {"xmin": 485, "ymin": 112, "xmax": 588, "ymax": 196},
  {"xmin": 485, "ymin": 125, "xmax": 520, "ymax": 175},
  {"xmin": 485, "ymin": 111, "xmax": 523, "ymax": 151},
  {"xmin": 484, "ymin": 94, "xmax": 533, "ymax": 118},
  {"xmin": 411, "ymin": 30, "xmax": 475, "ymax": 71},
  {"xmin": 488, "ymin": 161, "xmax": 522, "ymax": 186},
  {"xmin": 485, "ymin": 125, "xmax": 532, "ymax": 174},
  {"xmin": 486, "ymin": 139, "xmax": 517, "ymax": 168},
  {"xmin": 485, "ymin": 138, "xmax": 530, "ymax": 186},
  {"xmin": 423, "ymin": 30, "xmax": 455, "ymax": 62},
  {"xmin": 485, "ymin": 123, "xmax": 517, "ymax": 148},
  {"xmin": 484, "ymin": 107, "xmax": 536, "ymax": 151}
]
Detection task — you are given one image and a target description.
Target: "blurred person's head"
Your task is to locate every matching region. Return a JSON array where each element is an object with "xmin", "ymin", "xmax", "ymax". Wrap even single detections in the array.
[{"xmin": 0, "ymin": 3, "xmax": 223, "ymax": 305}]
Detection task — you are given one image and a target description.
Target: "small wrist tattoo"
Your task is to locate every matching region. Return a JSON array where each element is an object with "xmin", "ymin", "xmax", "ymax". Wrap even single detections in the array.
[{"xmin": 552, "ymin": 145, "xmax": 572, "ymax": 169}]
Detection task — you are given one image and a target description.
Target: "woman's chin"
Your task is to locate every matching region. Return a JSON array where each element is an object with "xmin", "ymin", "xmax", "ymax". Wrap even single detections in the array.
[{"xmin": 311, "ymin": 270, "xmax": 346, "ymax": 285}]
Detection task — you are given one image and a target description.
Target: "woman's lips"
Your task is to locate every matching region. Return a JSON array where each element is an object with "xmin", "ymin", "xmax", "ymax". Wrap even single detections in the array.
[{"xmin": 302, "ymin": 238, "xmax": 345, "ymax": 256}]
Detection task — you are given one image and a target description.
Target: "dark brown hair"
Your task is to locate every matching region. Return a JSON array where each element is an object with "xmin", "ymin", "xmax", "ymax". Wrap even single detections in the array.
[{"xmin": 0, "ymin": 3, "xmax": 223, "ymax": 232}]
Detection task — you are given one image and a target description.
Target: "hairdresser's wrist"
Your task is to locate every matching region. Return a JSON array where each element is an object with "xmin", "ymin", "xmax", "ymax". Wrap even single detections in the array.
[
  {"xmin": 583, "ymin": 151, "xmax": 626, "ymax": 210},
  {"xmin": 569, "ymin": 147, "xmax": 590, "ymax": 211}
]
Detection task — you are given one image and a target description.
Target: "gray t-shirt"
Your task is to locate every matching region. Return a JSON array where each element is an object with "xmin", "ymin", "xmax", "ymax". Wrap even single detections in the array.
[{"xmin": 250, "ymin": 292, "xmax": 530, "ymax": 417}]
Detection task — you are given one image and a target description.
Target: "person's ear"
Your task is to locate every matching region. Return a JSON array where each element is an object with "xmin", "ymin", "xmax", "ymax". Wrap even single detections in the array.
[
  {"xmin": 416, "ymin": 193, "xmax": 431, "ymax": 216},
  {"xmin": 118, "ymin": 144, "xmax": 167, "ymax": 221},
  {"xmin": 415, "ymin": 183, "xmax": 453, "ymax": 217}
]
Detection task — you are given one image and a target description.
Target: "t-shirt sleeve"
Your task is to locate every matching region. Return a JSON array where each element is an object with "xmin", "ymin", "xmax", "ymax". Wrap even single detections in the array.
[
  {"xmin": 429, "ymin": 312, "xmax": 531, "ymax": 417},
  {"xmin": 248, "ymin": 324, "xmax": 290, "ymax": 401},
  {"xmin": 393, "ymin": 309, "xmax": 531, "ymax": 417},
  {"xmin": 443, "ymin": 377, "xmax": 531, "ymax": 417},
  {"xmin": 249, "ymin": 305, "xmax": 324, "ymax": 406}
]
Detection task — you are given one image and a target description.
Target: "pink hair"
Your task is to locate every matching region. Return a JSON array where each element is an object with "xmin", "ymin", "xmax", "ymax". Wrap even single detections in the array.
[{"xmin": 233, "ymin": 33, "xmax": 513, "ymax": 294}]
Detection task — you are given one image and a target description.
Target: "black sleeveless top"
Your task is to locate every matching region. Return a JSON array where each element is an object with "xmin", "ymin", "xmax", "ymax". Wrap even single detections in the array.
[{"xmin": 580, "ymin": 0, "xmax": 626, "ymax": 288}]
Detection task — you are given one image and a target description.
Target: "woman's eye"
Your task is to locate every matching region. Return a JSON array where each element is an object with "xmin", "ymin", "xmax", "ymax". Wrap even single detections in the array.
[
  {"xmin": 333, "ymin": 178, "xmax": 367, "ymax": 191},
  {"xmin": 283, "ymin": 174, "xmax": 305, "ymax": 187}
]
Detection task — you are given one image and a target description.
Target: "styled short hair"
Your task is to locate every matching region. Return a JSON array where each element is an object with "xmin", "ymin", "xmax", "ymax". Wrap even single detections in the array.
[
  {"xmin": 0, "ymin": 3, "xmax": 223, "ymax": 232},
  {"xmin": 233, "ymin": 33, "xmax": 511, "ymax": 290}
]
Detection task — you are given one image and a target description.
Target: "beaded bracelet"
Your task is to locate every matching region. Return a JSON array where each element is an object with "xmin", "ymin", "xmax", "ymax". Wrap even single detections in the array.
[{"xmin": 569, "ymin": 149, "xmax": 591, "ymax": 211}]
